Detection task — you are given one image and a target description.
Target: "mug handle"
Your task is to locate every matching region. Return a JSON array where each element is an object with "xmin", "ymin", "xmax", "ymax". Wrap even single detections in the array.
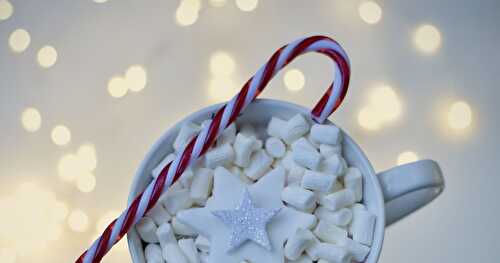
[{"xmin": 377, "ymin": 159, "xmax": 445, "ymax": 226}]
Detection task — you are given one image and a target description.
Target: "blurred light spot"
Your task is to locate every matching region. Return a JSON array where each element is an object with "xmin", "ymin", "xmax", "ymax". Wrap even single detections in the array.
[
  {"xmin": 357, "ymin": 107, "xmax": 382, "ymax": 131},
  {"xmin": 283, "ymin": 69, "xmax": 305, "ymax": 92},
  {"xmin": 209, "ymin": 51, "xmax": 235, "ymax": 76},
  {"xmin": 37, "ymin": 45, "xmax": 58, "ymax": 68},
  {"xmin": 414, "ymin": 24, "xmax": 442, "ymax": 54},
  {"xmin": 77, "ymin": 143, "xmax": 97, "ymax": 172},
  {"xmin": 58, "ymin": 154, "xmax": 82, "ymax": 182},
  {"xmin": 68, "ymin": 209, "xmax": 89, "ymax": 232},
  {"xmin": 47, "ymin": 225, "xmax": 63, "ymax": 241},
  {"xmin": 21, "ymin": 107, "xmax": 41, "ymax": 132},
  {"xmin": 93, "ymin": 0, "xmax": 108, "ymax": 3},
  {"xmin": 126, "ymin": 65, "xmax": 147, "ymax": 92},
  {"xmin": 397, "ymin": 151, "xmax": 419, "ymax": 165},
  {"xmin": 96, "ymin": 210, "xmax": 120, "ymax": 233},
  {"xmin": 236, "ymin": 0, "xmax": 258, "ymax": 12},
  {"xmin": 0, "ymin": 0, "xmax": 13, "ymax": 21},
  {"xmin": 9, "ymin": 29, "xmax": 30, "ymax": 53},
  {"xmin": 358, "ymin": 1, "xmax": 382, "ymax": 25},
  {"xmin": 208, "ymin": 76, "xmax": 238, "ymax": 102},
  {"xmin": 76, "ymin": 172, "xmax": 96, "ymax": 193},
  {"xmin": 369, "ymin": 85, "xmax": 402, "ymax": 122},
  {"xmin": 0, "ymin": 247, "xmax": 16, "ymax": 263},
  {"xmin": 175, "ymin": 0, "xmax": 201, "ymax": 26},
  {"xmin": 209, "ymin": 0, "xmax": 226, "ymax": 7},
  {"xmin": 51, "ymin": 125, "xmax": 71, "ymax": 146},
  {"xmin": 54, "ymin": 201, "xmax": 69, "ymax": 221},
  {"xmin": 447, "ymin": 101, "xmax": 472, "ymax": 130},
  {"xmin": 108, "ymin": 76, "xmax": 128, "ymax": 98}
]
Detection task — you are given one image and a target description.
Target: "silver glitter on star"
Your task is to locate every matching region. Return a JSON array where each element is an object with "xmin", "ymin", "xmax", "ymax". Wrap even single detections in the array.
[{"xmin": 211, "ymin": 188, "xmax": 281, "ymax": 252}]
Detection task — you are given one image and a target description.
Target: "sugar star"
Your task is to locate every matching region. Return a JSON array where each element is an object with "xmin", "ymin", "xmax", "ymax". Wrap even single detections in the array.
[{"xmin": 177, "ymin": 166, "xmax": 316, "ymax": 263}]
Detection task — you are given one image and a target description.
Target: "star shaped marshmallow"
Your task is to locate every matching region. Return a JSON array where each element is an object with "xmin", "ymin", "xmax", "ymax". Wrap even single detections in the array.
[{"xmin": 177, "ymin": 166, "xmax": 316, "ymax": 263}]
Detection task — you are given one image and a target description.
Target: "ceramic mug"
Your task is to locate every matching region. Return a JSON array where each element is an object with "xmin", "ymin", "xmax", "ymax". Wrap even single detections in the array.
[{"xmin": 127, "ymin": 99, "xmax": 445, "ymax": 263}]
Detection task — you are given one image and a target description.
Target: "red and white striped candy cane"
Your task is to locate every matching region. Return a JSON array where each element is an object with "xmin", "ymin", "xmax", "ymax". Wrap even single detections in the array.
[{"xmin": 76, "ymin": 35, "xmax": 350, "ymax": 263}]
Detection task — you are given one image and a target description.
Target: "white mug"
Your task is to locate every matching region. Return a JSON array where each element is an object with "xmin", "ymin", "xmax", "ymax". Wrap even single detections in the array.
[{"xmin": 127, "ymin": 99, "xmax": 445, "ymax": 263}]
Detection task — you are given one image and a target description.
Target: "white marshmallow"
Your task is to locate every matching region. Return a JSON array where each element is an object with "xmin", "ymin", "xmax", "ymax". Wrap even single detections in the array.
[
  {"xmin": 179, "ymin": 168, "xmax": 195, "ymax": 189},
  {"xmin": 310, "ymin": 124, "xmax": 342, "ymax": 146},
  {"xmin": 145, "ymin": 243, "xmax": 164, "ymax": 263},
  {"xmin": 253, "ymin": 139, "xmax": 264, "ymax": 151},
  {"xmin": 320, "ymin": 154, "xmax": 347, "ymax": 176},
  {"xmin": 239, "ymin": 123, "xmax": 258, "ymax": 139},
  {"xmin": 233, "ymin": 133, "xmax": 256, "ymax": 168},
  {"xmin": 137, "ymin": 217, "xmax": 159, "ymax": 243},
  {"xmin": 265, "ymin": 137, "xmax": 286, "ymax": 158},
  {"xmin": 337, "ymin": 237, "xmax": 370, "ymax": 262},
  {"xmin": 160, "ymin": 189, "xmax": 194, "ymax": 215},
  {"xmin": 172, "ymin": 217, "xmax": 197, "ymax": 236},
  {"xmin": 195, "ymin": 235, "xmax": 210, "ymax": 253},
  {"xmin": 287, "ymin": 255, "xmax": 313, "ymax": 263},
  {"xmin": 287, "ymin": 166, "xmax": 305, "ymax": 186},
  {"xmin": 281, "ymin": 114, "xmax": 310, "ymax": 144},
  {"xmin": 178, "ymin": 238, "xmax": 200, "ymax": 263},
  {"xmin": 199, "ymin": 253, "xmax": 209, "ymax": 263},
  {"xmin": 350, "ymin": 207, "xmax": 376, "ymax": 246},
  {"xmin": 281, "ymin": 186, "xmax": 316, "ymax": 211},
  {"xmin": 156, "ymin": 222, "xmax": 176, "ymax": 246},
  {"xmin": 314, "ymin": 207, "xmax": 352, "ymax": 227},
  {"xmin": 313, "ymin": 243, "xmax": 351, "ymax": 263},
  {"xmin": 267, "ymin": 117, "xmax": 287, "ymax": 138},
  {"xmin": 244, "ymin": 149, "xmax": 273, "ymax": 180},
  {"xmin": 174, "ymin": 122, "xmax": 201, "ymax": 152},
  {"xmin": 217, "ymin": 123, "xmax": 236, "ymax": 146},
  {"xmin": 147, "ymin": 204, "xmax": 172, "ymax": 226},
  {"xmin": 189, "ymin": 168, "xmax": 214, "ymax": 205},
  {"xmin": 284, "ymin": 228, "xmax": 315, "ymax": 260},
  {"xmin": 344, "ymin": 167, "xmax": 363, "ymax": 202},
  {"xmin": 152, "ymin": 153, "xmax": 177, "ymax": 178},
  {"xmin": 281, "ymin": 151, "xmax": 304, "ymax": 171},
  {"xmin": 319, "ymin": 144, "xmax": 342, "ymax": 158},
  {"xmin": 291, "ymin": 137, "xmax": 317, "ymax": 153},
  {"xmin": 292, "ymin": 147, "xmax": 322, "ymax": 170},
  {"xmin": 313, "ymin": 220, "xmax": 348, "ymax": 243},
  {"xmin": 230, "ymin": 166, "xmax": 253, "ymax": 185},
  {"xmin": 301, "ymin": 170, "xmax": 337, "ymax": 193},
  {"xmin": 319, "ymin": 189, "xmax": 356, "ymax": 211},
  {"xmin": 156, "ymin": 223, "xmax": 189, "ymax": 263},
  {"xmin": 204, "ymin": 143, "xmax": 235, "ymax": 169}
]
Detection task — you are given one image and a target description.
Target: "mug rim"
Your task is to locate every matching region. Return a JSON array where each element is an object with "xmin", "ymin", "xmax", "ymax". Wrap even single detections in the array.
[{"xmin": 127, "ymin": 98, "xmax": 386, "ymax": 263}]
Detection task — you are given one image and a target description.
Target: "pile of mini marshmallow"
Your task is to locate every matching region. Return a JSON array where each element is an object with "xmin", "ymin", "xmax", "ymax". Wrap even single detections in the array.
[{"xmin": 136, "ymin": 114, "xmax": 376, "ymax": 263}]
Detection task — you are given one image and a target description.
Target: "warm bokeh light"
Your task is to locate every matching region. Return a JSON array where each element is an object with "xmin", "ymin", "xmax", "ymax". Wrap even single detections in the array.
[
  {"xmin": 283, "ymin": 68, "xmax": 305, "ymax": 92},
  {"xmin": 0, "ymin": 0, "xmax": 13, "ymax": 21},
  {"xmin": 175, "ymin": 0, "xmax": 201, "ymax": 26},
  {"xmin": 107, "ymin": 76, "xmax": 129, "ymax": 98},
  {"xmin": 209, "ymin": 51, "xmax": 236, "ymax": 76},
  {"xmin": 369, "ymin": 84, "xmax": 402, "ymax": 122},
  {"xmin": 236, "ymin": 0, "xmax": 258, "ymax": 12},
  {"xmin": 414, "ymin": 24, "xmax": 442, "ymax": 54},
  {"xmin": 447, "ymin": 101, "xmax": 472, "ymax": 130},
  {"xmin": 0, "ymin": 247, "xmax": 16, "ymax": 263},
  {"xmin": 51, "ymin": 125, "xmax": 71, "ymax": 146},
  {"xmin": 77, "ymin": 143, "xmax": 98, "ymax": 172},
  {"xmin": 93, "ymin": 0, "xmax": 108, "ymax": 3},
  {"xmin": 125, "ymin": 65, "xmax": 147, "ymax": 92},
  {"xmin": 397, "ymin": 151, "xmax": 419, "ymax": 165},
  {"xmin": 358, "ymin": 1, "xmax": 382, "ymax": 25},
  {"xmin": 37, "ymin": 45, "xmax": 58, "ymax": 68},
  {"xmin": 209, "ymin": 0, "xmax": 226, "ymax": 7},
  {"xmin": 208, "ymin": 76, "xmax": 238, "ymax": 102},
  {"xmin": 357, "ymin": 106, "xmax": 382, "ymax": 131},
  {"xmin": 58, "ymin": 154, "xmax": 82, "ymax": 181},
  {"xmin": 68, "ymin": 209, "xmax": 90, "ymax": 232},
  {"xmin": 76, "ymin": 172, "xmax": 96, "ymax": 193},
  {"xmin": 21, "ymin": 107, "xmax": 42, "ymax": 132},
  {"xmin": 9, "ymin": 28, "xmax": 31, "ymax": 53}
]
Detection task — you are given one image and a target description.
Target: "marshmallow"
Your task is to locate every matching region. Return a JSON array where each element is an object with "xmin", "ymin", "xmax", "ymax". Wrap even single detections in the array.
[
  {"xmin": 160, "ymin": 189, "xmax": 194, "ymax": 215},
  {"xmin": 195, "ymin": 235, "xmax": 210, "ymax": 253},
  {"xmin": 137, "ymin": 217, "xmax": 159, "ymax": 243},
  {"xmin": 145, "ymin": 243, "xmax": 164, "ymax": 263},
  {"xmin": 292, "ymin": 146, "xmax": 322, "ymax": 170},
  {"xmin": 178, "ymin": 238, "xmax": 200, "ymax": 263},
  {"xmin": 157, "ymin": 223, "xmax": 189, "ymax": 263},
  {"xmin": 287, "ymin": 255, "xmax": 313, "ymax": 263},
  {"xmin": 320, "ymin": 154, "xmax": 347, "ymax": 176},
  {"xmin": 172, "ymin": 217, "xmax": 197, "ymax": 236},
  {"xmin": 311, "ymin": 243, "xmax": 351, "ymax": 263},
  {"xmin": 189, "ymin": 168, "xmax": 214, "ymax": 205},
  {"xmin": 204, "ymin": 143, "xmax": 235, "ymax": 169},
  {"xmin": 319, "ymin": 144, "xmax": 342, "ymax": 158},
  {"xmin": 240, "ymin": 123, "xmax": 258, "ymax": 139},
  {"xmin": 313, "ymin": 220, "xmax": 348, "ymax": 243},
  {"xmin": 314, "ymin": 207, "xmax": 352, "ymax": 227},
  {"xmin": 179, "ymin": 168, "xmax": 195, "ymax": 189},
  {"xmin": 344, "ymin": 167, "xmax": 363, "ymax": 202},
  {"xmin": 319, "ymin": 189, "xmax": 356, "ymax": 211},
  {"xmin": 281, "ymin": 186, "xmax": 316, "ymax": 211},
  {"xmin": 291, "ymin": 137, "xmax": 317, "ymax": 153},
  {"xmin": 230, "ymin": 166, "xmax": 253, "ymax": 185},
  {"xmin": 281, "ymin": 114, "xmax": 310, "ymax": 144},
  {"xmin": 174, "ymin": 122, "xmax": 201, "ymax": 152},
  {"xmin": 265, "ymin": 137, "xmax": 286, "ymax": 158},
  {"xmin": 310, "ymin": 124, "xmax": 342, "ymax": 146},
  {"xmin": 301, "ymin": 170, "xmax": 337, "ymax": 193},
  {"xmin": 350, "ymin": 207, "xmax": 376, "ymax": 246},
  {"xmin": 147, "ymin": 203, "xmax": 172, "ymax": 226},
  {"xmin": 217, "ymin": 123, "xmax": 236, "ymax": 146},
  {"xmin": 244, "ymin": 149, "xmax": 273, "ymax": 180},
  {"xmin": 337, "ymin": 237, "xmax": 370, "ymax": 262},
  {"xmin": 287, "ymin": 166, "xmax": 305, "ymax": 186},
  {"xmin": 233, "ymin": 133, "xmax": 256, "ymax": 167},
  {"xmin": 284, "ymin": 228, "xmax": 315, "ymax": 260},
  {"xmin": 199, "ymin": 253, "xmax": 209, "ymax": 263},
  {"xmin": 281, "ymin": 151, "xmax": 304, "ymax": 171},
  {"xmin": 152, "ymin": 153, "xmax": 177, "ymax": 178},
  {"xmin": 267, "ymin": 117, "xmax": 287, "ymax": 138}
]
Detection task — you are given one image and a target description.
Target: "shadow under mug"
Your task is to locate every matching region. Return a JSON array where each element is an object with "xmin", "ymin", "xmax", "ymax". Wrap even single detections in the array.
[{"xmin": 127, "ymin": 99, "xmax": 445, "ymax": 263}]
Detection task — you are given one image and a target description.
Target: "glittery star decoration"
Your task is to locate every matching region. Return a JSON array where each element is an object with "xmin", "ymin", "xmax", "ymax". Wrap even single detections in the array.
[
  {"xmin": 177, "ymin": 166, "xmax": 316, "ymax": 263},
  {"xmin": 212, "ymin": 189, "xmax": 281, "ymax": 252}
]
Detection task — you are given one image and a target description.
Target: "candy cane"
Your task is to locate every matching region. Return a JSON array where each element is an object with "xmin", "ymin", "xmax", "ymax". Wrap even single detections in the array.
[{"xmin": 76, "ymin": 35, "xmax": 350, "ymax": 263}]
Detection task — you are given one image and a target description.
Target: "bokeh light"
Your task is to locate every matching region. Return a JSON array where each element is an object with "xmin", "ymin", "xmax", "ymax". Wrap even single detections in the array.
[
  {"xmin": 447, "ymin": 101, "xmax": 472, "ymax": 130},
  {"xmin": 77, "ymin": 143, "xmax": 98, "ymax": 172},
  {"xmin": 358, "ymin": 1, "xmax": 382, "ymax": 25},
  {"xmin": 414, "ymin": 24, "xmax": 442, "ymax": 54},
  {"xmin": 0, "ymin": 0, "xmax": 13, "ymax": 21},
  {"xmin": 209, "ymin": 0, "xmax": 226, "ymax": 7},
  {"xmin": 0, "ymin": 247, "xmax": 16, "ymax": 263},
  {"xmin": 358, "ymin": 84, "xmax": 402, "ymax": 131},
  {"xmin": 51, "ymin": 125, "xmax": 71, "ymax": 146},
  {"xmin": 107, "ymin": 76, "xmax": 129, "ymax": 98},
  {"xmin": 21, "ymin": 107, "xmax": 42, "ymax": 132},
  {"xmin": 175, "ymin": 0, "xmax": 201, "ymax": 26},
  {"xmin": 283, "ymin": 68, "xmax": 305, "ymax": 92},
  {"xmin": 9, "ymin": 29, "xmax": 31, "ymax": 53},
  {"xmin": 236, "ymin": 0, "xmax": 258, "ymax": 12},
  {"xmin": 76, "ymin": 172, "xmax": 96, "ymax": 193},
  {"xmin": 209, "ymin": 51, "xmax": 236, "ymax": 76},
  {"xmin": 58, "ymin": 154, "xmax": 82, "ymax": 181},
  {"xmin": 208, "ymin": 76, "xmax": 238, "ymax": 102},
  {"xmin": 357, "ymin": 106, "xmax": 382, "ymax": 131},
  {"xmin": 93, "ymin": 0, "xmax": 108, "ymax": 3},
  {"xmin": 125, "ymin": 65, "xmax": 147, "ymax": 92},
  {"xmin": 397, "ymin": 151, "xmax": 419, "ymax": 165},
  {"xmin": 37, "ymin": 45, "xmax": 58, "ymax": 68},
  {"xmin": 68, "ymin": 209, "xmax": 90, "ymax": 232}
]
